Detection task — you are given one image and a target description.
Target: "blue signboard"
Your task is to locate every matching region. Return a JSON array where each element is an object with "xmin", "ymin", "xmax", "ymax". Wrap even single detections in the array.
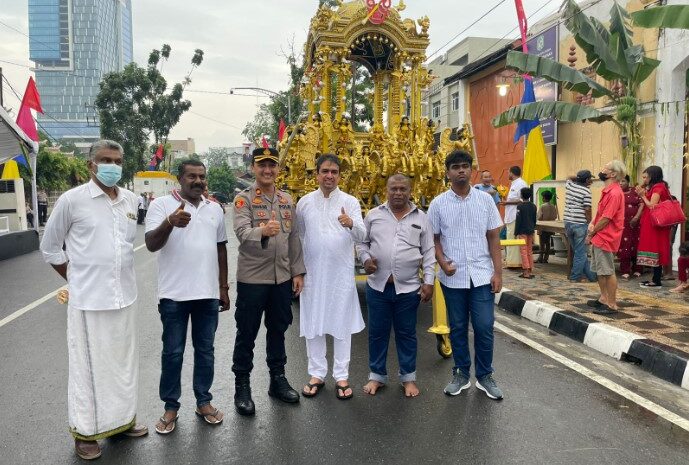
[{"xmin": 527, "ymin": 25, "xmax": 558, "ymax": 145}]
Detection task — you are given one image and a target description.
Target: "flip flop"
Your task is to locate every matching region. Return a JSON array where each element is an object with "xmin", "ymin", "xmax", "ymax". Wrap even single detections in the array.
[
  {"xmin": 155, "ymin": 414, "xmax": 179, "ymax": 435},
  {"xmin": 336, "ymin": 384, "xmax": 353, "ymax": 400},
  {"xmin": 640, "ymin": 282, "xmax": 661, "ymax": 288},
  {"xmin": 302, "ymin": 381, "xmax": 325, "ymax": 398},
  {"xmin": 195, "ymin": 407, "xmax": 223, "ymax": 425},
  {"xmin": 519, "ymin": 274, "xmax": 535, "ymax": 279}
]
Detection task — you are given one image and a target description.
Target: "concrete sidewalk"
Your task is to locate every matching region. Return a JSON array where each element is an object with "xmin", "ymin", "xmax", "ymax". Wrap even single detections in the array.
[{"xmin": 499, "ymin": 257, "xmax": 689, "ymax": 390}]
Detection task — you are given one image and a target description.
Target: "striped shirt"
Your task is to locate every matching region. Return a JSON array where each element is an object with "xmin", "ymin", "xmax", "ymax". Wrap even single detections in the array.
[
  {"xmin": 563, "ymin": 179, "xmax": 592, "ymax": 224},
  {"xmin": 427, "ymin": 187, "xmax": 503, "ymax": 289}
]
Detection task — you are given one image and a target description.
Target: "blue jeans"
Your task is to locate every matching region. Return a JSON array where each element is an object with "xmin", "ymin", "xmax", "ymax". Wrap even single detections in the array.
[
  {"xmin": 564, "ymin": 222, "xmax": 597, "ymax": 282},
  {"xmin": 365, "ymin": 283, "xmax": 421, "ymax": 383},
  {"xmin": 440, "ymin": 282, "xmax": 495, "ymax": 379},
  {"xmin": 159, "ymin": 298, "xmax": 219, "ymax": 411}
]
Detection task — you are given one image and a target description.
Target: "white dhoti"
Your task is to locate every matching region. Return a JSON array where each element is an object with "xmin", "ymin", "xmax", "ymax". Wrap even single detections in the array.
[
  {"xmin": 67, "ymin": 304, "xmax": 139, "ymax": 440},
  {"xmin": 504, "ymin": 221, "xmax": 521, "ymax": 268}
]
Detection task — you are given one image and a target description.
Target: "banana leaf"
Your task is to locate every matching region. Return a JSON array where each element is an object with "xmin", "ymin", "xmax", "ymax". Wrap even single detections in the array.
[
  {"xmin": 492, "ymin": 101, "xmax": 613, "ymax": 128},
  {"xmin": 562, "ymin": 0, "xmax": 630, "ymax": 81},
  {"xmin": 631, "ymin": 5, "xmax": 689, "ymax": 29},
  {"xmin": 505, "ymin": 51, "xmax": 612, "ymax": 98},
  {"xmin": 609, "ymin": 1, "xmax": 634, "ymax": 51}
]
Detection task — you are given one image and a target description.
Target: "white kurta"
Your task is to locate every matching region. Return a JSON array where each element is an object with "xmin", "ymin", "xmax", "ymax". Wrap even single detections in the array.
[{"xmin": 297, "ymin": 188, "xmax": 366, "ymax": 340}]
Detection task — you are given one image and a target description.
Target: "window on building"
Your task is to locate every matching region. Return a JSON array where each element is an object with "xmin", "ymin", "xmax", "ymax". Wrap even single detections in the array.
[
  {"xmin": 451, "ymin": 92, "xmax": 459, "ymax": 112},
  {"xmin": 432, "ymin": 101, "xmax": 440, "ymax": 119}
]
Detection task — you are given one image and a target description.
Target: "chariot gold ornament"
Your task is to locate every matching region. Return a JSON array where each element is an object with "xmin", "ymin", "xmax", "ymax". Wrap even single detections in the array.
[{"xmin": 278, "ymin": 1, "xmax": 476, "ymax": 211}]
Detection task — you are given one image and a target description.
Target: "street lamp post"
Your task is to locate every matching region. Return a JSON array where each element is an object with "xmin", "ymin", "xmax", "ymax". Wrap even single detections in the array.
[{"xmin": 229, "ymin": 87, "xmax": 292, "ymax": 124}]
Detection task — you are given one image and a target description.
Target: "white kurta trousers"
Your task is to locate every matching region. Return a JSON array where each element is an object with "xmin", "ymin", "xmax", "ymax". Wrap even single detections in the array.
[
  {"xmin": 305, "ymin": 335, "xmax": 352, "ymax": 381},
  {"xmin": 67, "ymin": 304, "xmax": 139, "ymax": 439}
]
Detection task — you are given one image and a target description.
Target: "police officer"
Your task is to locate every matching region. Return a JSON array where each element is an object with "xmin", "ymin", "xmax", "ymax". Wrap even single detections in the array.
[{"xmin": 232, "ymin": 147, "xmax": 306, "ymax": 416}]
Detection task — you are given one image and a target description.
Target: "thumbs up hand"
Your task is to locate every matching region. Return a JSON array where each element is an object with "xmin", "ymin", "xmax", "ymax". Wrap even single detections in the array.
[
  {"xmin": 338, "ymin": 206, "xmax": 353, "ymax": 229},
  {"xmin": 167, "ymin": 200, "xmax": 192, "ymax": 228},
  {"xmin": 262, "ymin": 209, "xmax": 281, "ymax": 237}
]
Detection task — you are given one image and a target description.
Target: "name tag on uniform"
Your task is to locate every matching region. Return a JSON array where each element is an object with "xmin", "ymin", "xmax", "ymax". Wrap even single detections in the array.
[{"xmin": 411, "ymin": 224, "xmax": 421, "ymax": 229}]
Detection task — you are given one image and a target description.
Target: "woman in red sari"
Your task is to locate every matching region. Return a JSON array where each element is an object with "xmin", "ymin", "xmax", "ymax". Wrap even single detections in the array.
[
  {"xmin": 617, "ymin": 175, "xmax": 643, "ymax": 279},
  {"xmin": 636, "ymin": 166, "xmax": 671, "ymax": 287}
]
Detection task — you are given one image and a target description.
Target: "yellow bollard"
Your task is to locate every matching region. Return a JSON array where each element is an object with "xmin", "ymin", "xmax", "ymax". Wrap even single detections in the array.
[{"xmin": 428, "ymin": 238, "xmax": 526, "ymax": 359}]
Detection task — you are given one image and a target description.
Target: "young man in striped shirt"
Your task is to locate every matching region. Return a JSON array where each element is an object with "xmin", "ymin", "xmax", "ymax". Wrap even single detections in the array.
[{"xmin": 428, "ymin": 150, "xmax": 504, "ymax": 400}]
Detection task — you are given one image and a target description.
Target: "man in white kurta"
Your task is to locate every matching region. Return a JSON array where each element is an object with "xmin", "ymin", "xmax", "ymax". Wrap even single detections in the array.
[
  {"xmin": 40, "ymin": 140, "xmax": 147, "ymax": 460},
  {"xmin": 296, "ymin": 154, "xmax": 366, "ymax": 400},
  {"xmin": 503, "ymin": 166, "xmax": 528, "ymax": 268}
]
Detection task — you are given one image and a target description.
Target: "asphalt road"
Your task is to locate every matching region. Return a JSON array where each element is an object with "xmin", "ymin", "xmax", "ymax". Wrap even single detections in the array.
[{"xmin": 1, "ymin": 221, "xmax": 689, "ymax": 465}]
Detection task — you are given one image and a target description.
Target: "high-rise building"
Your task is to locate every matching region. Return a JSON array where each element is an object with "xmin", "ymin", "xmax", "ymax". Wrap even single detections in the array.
[{"xmin": 28, "ymin": 0, "xmax": 133, "ymax": 141}]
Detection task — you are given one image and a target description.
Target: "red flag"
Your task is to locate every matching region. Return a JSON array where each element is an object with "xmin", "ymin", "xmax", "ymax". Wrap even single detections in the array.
[
  {"xmin": 16, "ymin": 105, "xmax": 39, "ymax": 142},
  {"xmin": 21, "ymin": 77, "xmax": 44, "ymax": 113},
  {"xmin": 514, "ymin": 0, "xmax": 529, "ymax": 53},
  {"xmin": 278, "ymin": 119, "xmax": 286, "ymax": 142},
  {"xmin": 154, "ymin": 143, "xmax": 164, "ymax": 160},
  {"xmin": 261, "ymin": 135, "xmax": 269, "ymax": 149},
  {"xmin": 15, "ymin": 77, "xmax": 43, "ymax": 142}
]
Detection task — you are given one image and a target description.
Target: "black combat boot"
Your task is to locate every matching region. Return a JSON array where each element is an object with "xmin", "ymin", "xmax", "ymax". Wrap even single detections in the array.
[
  {"xmin": 234, "ymin": 376, "xmax": 255, "ymax": 416},
  {"xmin": 268, "ymin": 373, "xmax": 300, "ymax": 403}
]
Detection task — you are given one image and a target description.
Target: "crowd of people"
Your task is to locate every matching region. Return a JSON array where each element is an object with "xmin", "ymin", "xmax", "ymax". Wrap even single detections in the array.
[{"xmin": 38, "ymin": 138, "xmax": 687, "ymax": 461}]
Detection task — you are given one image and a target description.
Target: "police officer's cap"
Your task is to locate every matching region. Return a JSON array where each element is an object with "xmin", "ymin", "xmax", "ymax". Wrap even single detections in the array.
[{"xmin": 252, "ymin": 147, "xmax": 279, "ymax": 163}]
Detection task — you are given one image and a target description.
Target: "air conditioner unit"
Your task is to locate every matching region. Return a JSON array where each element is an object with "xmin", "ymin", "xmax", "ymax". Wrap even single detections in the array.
[{"xmin": 0, "ymin": 179, "xmax": 28, "ymax": 233}]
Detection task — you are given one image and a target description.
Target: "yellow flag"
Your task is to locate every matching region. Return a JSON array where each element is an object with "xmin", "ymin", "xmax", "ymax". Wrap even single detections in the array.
[
  {"xmin": 1, "ymin": 160, "xmax": 21, "ymax": 180},
  {"xmin": 522, "ymin": 126, "xmax": 551, "ymax": 184}
]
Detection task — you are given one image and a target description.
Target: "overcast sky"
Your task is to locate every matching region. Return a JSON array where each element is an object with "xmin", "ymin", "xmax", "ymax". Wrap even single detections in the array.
[{"xmin": 0, "ymin": 0, "xmax": 558, "ymax": 153}]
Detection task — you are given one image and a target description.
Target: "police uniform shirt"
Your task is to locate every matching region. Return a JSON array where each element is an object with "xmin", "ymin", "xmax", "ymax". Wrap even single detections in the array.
[{"xmin": 233, "ymin": 184, "xmax": 306, "ymax": 284}]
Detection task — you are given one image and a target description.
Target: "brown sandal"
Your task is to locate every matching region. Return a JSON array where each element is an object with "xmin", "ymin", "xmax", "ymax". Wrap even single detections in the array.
[
  {"xmin": 74, "ymin": 440, "xmax": 101, "ymax": 460},
  {"xmin": 195, "ymin": 407, "xmax": 223, "ymax": 425},
  {"xmin": 155, "ymin": 413, "xmax": 179, "ymax": 435}
]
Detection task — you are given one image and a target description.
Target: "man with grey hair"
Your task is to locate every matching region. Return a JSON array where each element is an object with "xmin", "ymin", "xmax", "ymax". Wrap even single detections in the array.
[
  {"xmin": 40, "ymin": 139, "xmax": 147, "ymax": 460},
  {"xmin": 586, "ymin": 160, "xmax": 627, "ymax": 314}
]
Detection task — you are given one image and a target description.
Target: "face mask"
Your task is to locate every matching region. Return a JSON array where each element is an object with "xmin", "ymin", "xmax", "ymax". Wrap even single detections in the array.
[
  {"xmin": 598, "ymin": 171, "xmax": 608, "ymax": 182},
  {"xmin": 94, "ymin": 163, "xmax": 122, "ymax": 187}
]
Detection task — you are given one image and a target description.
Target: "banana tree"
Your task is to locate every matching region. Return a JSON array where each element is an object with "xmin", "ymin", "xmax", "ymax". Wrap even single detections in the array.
[{"xmin": 492, "ymin": 0, "xmax": 662, "ymax": 182}]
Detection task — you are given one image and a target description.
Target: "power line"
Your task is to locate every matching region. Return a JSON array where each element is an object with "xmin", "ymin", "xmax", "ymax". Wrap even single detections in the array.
[
  {"xmin": 187, "ymin": 110, "xmax": 244, "ymax": 130},
  {"xmin": 427, "ymin": 0, "xmax": 508, "ymax": 61}
]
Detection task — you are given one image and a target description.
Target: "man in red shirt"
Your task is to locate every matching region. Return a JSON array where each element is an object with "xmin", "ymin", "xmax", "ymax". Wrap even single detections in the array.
[{"xmin": 586, "ymin": 160, "xmax": 627, "ymax": 314}]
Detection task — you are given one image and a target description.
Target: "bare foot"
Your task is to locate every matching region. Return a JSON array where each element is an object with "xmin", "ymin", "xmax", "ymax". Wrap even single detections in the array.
[
  {"xmin": 403, "ymin": 381, "xmax": 419, "ymax": 397},
  {"xmin": 362, "ymin": 380, "xmax": 384, "ymax": 395},
  {"xmin": 670, "ymin": 282, "xmax": 689, "ymax": 293},
  {"xmin": 303, "ymin": 376, "xmax": 324, "ymax": 395}
]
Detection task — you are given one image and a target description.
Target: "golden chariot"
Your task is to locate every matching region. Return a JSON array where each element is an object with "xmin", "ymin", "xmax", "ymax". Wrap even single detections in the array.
[{"xmin": 278, "ymin": 0, "xmax": 477, "ymax": 211}]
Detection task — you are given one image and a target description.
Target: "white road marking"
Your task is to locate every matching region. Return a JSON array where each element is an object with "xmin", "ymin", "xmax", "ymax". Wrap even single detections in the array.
[
  {"xmin": 0, "ymin": 243, "xmax": 148, "ymax": 330},
  {"xmin": 495, "ymin": 321, "xmax": 689, "ymax": 432}
]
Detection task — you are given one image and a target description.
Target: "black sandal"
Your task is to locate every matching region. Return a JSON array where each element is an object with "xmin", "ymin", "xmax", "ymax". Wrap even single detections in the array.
[
  {"xmin": 336, "ymin": 384, "xmax": 353, "ymax": 400},
  {"xmin": 302, "ymin": 381, "xmax": 325, "ymax": 398}
]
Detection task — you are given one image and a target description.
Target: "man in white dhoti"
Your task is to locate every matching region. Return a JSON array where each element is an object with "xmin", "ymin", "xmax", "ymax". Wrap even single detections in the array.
[
  {"xmin": 40, "ymin": 140, "xmax": 147, "ymax": 460},
  {"xmin": 297, "ymin": 154, "xmax": 366, "ymax": 400}
]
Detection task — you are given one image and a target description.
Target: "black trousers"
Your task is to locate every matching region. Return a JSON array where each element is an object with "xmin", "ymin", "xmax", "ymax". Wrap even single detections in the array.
[
  {"xmin": 137, "ymin": 208, "xmax": 145, "ymax": 224},
  {"xmin": 232, "ymin": 280, "xmax": 293, "ymax": 377},
  {"xmin": 38, "ymin": 204, "xmax": 48, "ymax": 224}
]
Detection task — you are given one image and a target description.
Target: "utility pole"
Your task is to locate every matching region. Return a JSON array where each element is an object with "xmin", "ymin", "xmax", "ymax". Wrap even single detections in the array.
[{"xmin": 0, "ymin": 67, "xmax": 4, "ymax": 108}]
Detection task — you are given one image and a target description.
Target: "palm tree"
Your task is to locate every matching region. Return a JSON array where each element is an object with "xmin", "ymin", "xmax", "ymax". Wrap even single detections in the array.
[{"xmin": 492, "ymin": 0, "xmax": 689, "ymax": 182}]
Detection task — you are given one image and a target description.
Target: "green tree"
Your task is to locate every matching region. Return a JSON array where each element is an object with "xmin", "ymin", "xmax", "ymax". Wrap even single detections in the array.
[
  {"xmin": 204, "ymin": 147, "xmax": 235, "ymax": 168},
  {"xmin": 207, "ymin": 162, "xmax": 237, "ymax": 197},
  {"xmin": 491, "ymin": 0, "xmax": 689, "ymax": 182},
  {"xmin": 95, "ymin": 45, "xmax": 204, "ymax": 184}
]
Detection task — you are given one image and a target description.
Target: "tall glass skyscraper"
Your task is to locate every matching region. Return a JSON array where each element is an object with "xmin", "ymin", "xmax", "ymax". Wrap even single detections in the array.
[{"xmin": 28, "ymin": 0, "xmax": 133, "ymax": 141}]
